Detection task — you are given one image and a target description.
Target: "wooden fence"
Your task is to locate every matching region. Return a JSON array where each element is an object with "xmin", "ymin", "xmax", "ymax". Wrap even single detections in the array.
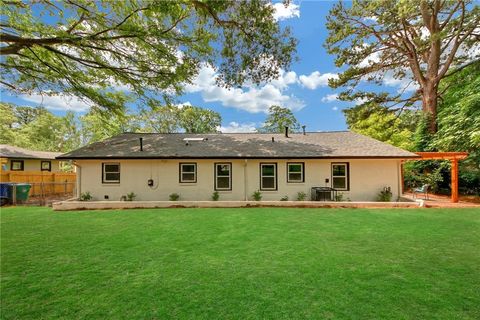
[{"xmin": 0, "ymin": 171, "xmax": 76, "ymax": 197}]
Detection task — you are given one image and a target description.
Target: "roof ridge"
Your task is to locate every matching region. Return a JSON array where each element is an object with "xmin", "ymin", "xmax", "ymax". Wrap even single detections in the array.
[{"xmin": 120, "ymin": 130, "xmax": 351, "ymax": 135}]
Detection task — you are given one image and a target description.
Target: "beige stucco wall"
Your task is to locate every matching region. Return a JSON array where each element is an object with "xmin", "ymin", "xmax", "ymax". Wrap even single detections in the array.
[
  {"xmin": 4, "ymin": 159, "xmax": 63, "ymax": 172},
  {"xmin": 75, "ymin": 158, "xmax": 402, "ymax": 202}
]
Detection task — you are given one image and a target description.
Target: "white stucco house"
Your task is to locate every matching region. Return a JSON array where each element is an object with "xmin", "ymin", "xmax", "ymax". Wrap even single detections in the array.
[{"xmin": 57, "ymin": 131, "xmax": 419, "ymax": 202}]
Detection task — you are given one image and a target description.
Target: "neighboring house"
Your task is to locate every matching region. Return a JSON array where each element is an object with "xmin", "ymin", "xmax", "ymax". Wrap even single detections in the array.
[
  {"xmin": 0, "ymin": 144, "xmax": 64, "ymax": 172},
  {"xmin": 58, "ymin": 131, "xmax": 419, "ymax": 201}
]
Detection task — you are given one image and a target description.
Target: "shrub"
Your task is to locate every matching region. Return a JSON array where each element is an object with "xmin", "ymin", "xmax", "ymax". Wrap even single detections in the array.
[
  {"xmin": 169, "ymin": 193, "xmax": 180, "ymax": 201},
  {"xmin": 377, "ymin": 187, "xmax": 392, "ymax": 202},
  {"xmin": 252, "ymin": 190, "xmax": 262, "ymax": 201},
  {"xmin": 296, "ymin": 191, "xmax": 307, "ymax": 201},
  {"xmin": 280, "ymin": 195, "xmax": 289, "ymax": 201},
  {"xmin": 334, "ymin": 193, "xmax": 344, "ymax": 201},
  {"xmin": 126, "ymin": 192, "xmax": 137, "ymax": 201},
  {"xmin": 211, "ymin": 191, "xmax": 220, "ymax": 201},
  {"xmin": 79, "ymin": 191, "xmax": 92, "ymax": 201}
]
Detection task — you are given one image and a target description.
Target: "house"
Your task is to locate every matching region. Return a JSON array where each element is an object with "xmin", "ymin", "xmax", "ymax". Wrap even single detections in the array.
[
  {"xmin": 57, "ymin": 131, "xmax": 419, "ymax": 202},
  {"xmin": 0, "ymin": 144, "xmax": 64, "ymax": 172},
  {"xmin": 57, "ymin": 131, "xmax": 420, "ymax": 202}
]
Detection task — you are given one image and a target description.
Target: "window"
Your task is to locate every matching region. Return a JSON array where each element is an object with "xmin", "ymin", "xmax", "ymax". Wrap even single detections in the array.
[
  {"xmin": 41, "ymin": 161, "xmax": 51, "ymax": 171},
  {"xmin": 260, "ymin": 163, "xmax": 277, "ymax": 190},
  {"xmin": 180, "ymin": 163, "xmax": 197, "ymax": 183},
  {"xmin": 287, "ymin": 162, "xmax": 304, "ymax": 183},
  {"xmin": 102, "ymin": 163, "xmax": 120, "ymax": 183},
  {"xmin": 11, "ymin": 160, "xmax": 24, "ymax": 171},
  {"xmin": 215, "ymin": 163, "xmax": 232, "ymax": 191},
  {"xmin": 331, "ymin": 163, "xmax": 349, "ymax": 190}
]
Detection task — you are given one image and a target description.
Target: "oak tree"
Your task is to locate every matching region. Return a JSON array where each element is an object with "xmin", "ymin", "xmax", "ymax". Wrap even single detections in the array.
[{"xmin": 1, "ymin": 0, "xmax": 296, "ymax": 113}]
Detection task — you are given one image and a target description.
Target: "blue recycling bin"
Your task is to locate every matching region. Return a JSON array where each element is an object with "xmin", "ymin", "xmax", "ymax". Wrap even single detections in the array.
[{"xmin": 0, "ymin": 183, "xmax": 14, "ymax": 206}]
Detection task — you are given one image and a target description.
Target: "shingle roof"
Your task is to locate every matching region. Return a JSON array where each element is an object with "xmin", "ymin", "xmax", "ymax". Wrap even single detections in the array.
[
  {"xmin": 0, "ymin": 144, "xmax": 62, "ymax": 160},
  {"xmin": 57, "ymin": 131, "xmax": 419, "ymax": 159}
]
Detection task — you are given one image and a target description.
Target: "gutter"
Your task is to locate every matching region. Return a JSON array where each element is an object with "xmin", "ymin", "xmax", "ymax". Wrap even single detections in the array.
[{"xmin": 73, "ymin": 161, "xmax": 81, "ymax": 199}]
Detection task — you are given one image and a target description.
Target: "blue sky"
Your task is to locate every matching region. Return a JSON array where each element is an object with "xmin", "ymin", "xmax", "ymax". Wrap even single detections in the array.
[{"xmin": 1, "ymin": 1, "xmax": 408, "ymax": 133}]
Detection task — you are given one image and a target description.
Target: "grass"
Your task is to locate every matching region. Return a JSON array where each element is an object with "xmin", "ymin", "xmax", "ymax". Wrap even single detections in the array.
[{"xmin": 1, "ymin": 207, "xmax": 479, "ymax": 319}]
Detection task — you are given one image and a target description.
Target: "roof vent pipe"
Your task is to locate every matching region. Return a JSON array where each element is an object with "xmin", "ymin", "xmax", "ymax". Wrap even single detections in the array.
[
  {"xmin": 302, "ymin": 125, "xmax": 306, "ymax": 135},
  {"xmin": 285, "ymin": 126, "xmax": 289, "ymax": 138},
  {"xmin": 139, "ymin": 137, "xmax": 143, "ymax": 151}
]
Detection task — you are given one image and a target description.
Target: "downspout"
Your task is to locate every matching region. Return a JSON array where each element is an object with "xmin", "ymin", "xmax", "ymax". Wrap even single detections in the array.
[
  {"xmin": 244, "ymin": 159, "xmax": 248, "ymax": 201},
  {"xmin": 73, "ymin": 161, "xmax": 81, "ymax": 199}
]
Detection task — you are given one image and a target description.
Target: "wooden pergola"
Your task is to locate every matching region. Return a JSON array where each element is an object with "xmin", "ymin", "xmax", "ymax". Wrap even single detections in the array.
[{"xmin": 403, "ymin": 152, "xmax": 469, "ymax": 203}]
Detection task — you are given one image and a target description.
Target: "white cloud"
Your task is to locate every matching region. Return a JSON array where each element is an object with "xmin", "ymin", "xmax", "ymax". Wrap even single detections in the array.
[
  {"xmin": 270, "ymin": 70, "xmax": 298, "ymax": 89},
  {"xmin": 218, "ymin": 121, "xmax": 257, "ymax": 133},
  {"xmin": 185, "ymin": 64, "xmax": 304, "ymax": 113},
  {"xmin": 383, "ymin": 73, "xmax": 419, "ymax": 93},
  {"xmin": 321, "ymin": 94, "xmax": 339, "ymax": 103},
  {"xmin": 332, "ymin": 106, "xmax": 339, "ymax": 111},
  {"xmin": 299, "ymin": 71, "xmax": 338, "ymax": 90},
  {"xmin": 19, "ymin": 93, "xmax": 90, "ymax": 112},
  {"xmin": 272, "ymin": 2, "xmax": 300, "ymax": 21}
]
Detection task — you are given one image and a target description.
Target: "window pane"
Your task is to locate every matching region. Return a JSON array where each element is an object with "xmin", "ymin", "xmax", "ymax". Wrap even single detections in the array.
[
  {"xmin": 105, "ymin": 173, "xmax": 120, "ymax": 181},
  {"xmin": 182, "ymin": 164, "xmax": 195, "ymax": 173},
  {"xmin": 262, "ymin": 177, "xmax": 275, "ymax": 189},
  {"xmin": 262, "ymin": 165, "xmax": 275, "ymax": 176},
  {"xmin": 217, "ymin": 164, "xmax": 230, "ymax": 176},
  {"xmin": 332, "ymin": 177, "xmax": 346, "ymax": 189},
  {"xmin": 12, "ymin": 162, "xmax": 22, "ymax": 170},
  {"xmin": 182, "ymin": 173, "xmax": 195, "ymax": 181},
  {"xmin": 332, "ymin": 165, "xmax": 346, "ymax": 176},
  {"xmin": 104, "ymin": 164, "xmax": 119, "ymax": 173},
  {"xmin": 288, "ymin": 164, "xmax": 302, "ymax": 173},
  {"xmin": 217, "ymin": 177, "xmax": 230, "ymax": 189},
  {"xmin": 289, "ymin": 173, "xmax": 302, "ymax": 181}
]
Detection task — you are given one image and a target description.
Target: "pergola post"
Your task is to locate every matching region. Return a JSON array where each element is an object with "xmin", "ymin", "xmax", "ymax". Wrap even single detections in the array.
[
  {"xmin": 413, "ymin": 152, "xmax": 468, "ymax": 203},
  {"xmin": 451, "ymin": 159, "xmax": 459, "ymax": 203}
]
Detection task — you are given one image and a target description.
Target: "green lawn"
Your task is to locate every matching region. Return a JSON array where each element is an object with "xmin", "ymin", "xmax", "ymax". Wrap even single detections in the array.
[{"xmin": 1, "ymin": 207, "xmax": 479, "ymax": 319}]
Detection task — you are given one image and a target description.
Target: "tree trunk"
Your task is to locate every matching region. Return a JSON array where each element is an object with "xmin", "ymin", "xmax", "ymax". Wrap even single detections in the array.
[{"xmin": 422, "ymin": 82, "xmax": 438, "ymax": 133}]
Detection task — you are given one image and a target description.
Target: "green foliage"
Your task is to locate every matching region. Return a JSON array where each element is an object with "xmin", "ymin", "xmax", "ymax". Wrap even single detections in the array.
[
  {"xmin": 280, "ymin": 195, "xmax": 289, "ymax": 201},
  {"xmin": 211, "ymin": 191, "xmax": 220, "ymax": 201},
  {"xmin": 179, "ymin": 106, "xmax": 221, "ymax": 133},
  {"xmin": 377, "ymin": 187, "xmax": 392, "ymax": 202},
  {"xmin": 334, "ymin": 193, "xmax": 344, "ymax": 202},
  {"xmin": 126, "ymin": 192, "xmax": 137, "ymax": 201},
  {"xmin": 344, "ymin": 103, "xmax": 417, "ymax": 151},
  {"xmin": 169, "ymin": 193, "xmax": 180, "ymax": 201},
  {"xmin": 79, "ymin": 192, "xmax": 92, "ymax": 201},
  {"xmin": 258, "ymin": 105, "xmax": 300, "ymax": 133},
  {"xmin": 1, "ymin": 0, "xmax": 296, "ymax": 113},
  {"xmin": 296, "ymin": 191, "xmax": 307, "ymax": 201},
  {"xmin": 252, "ymin": 190, "xmax": 262, "ymax": 201}
]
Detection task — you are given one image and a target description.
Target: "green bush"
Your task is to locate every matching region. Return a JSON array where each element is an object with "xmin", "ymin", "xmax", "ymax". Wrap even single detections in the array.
[
  {"xmin": 334, "ymin": 193, "xmax": 344, "ymax": 201},
  {"xmin": 280, "ymin": 195, "xmax": 289, "ymax": 201},
  {"xmin": 169, "ymin": 193, "xmax": 180, "ymax": 201},
  {"xmin": 126, "ymin": 192, "xmax": 137, "ymax": 201},
  {"xmin": 79, "ymin": 191, "xmax": 92, "ymax": 201},
  {"xmin": 296, "ymin": 191, "xmax": 307, "ymax": 201},
  {"xmin": 252, "ymin": 190, "xmax": 262, "ymax": 201},
  {"xmin": 211, "ymin": 191, "xmax": 220, "ymax": 201},
  {"xmin": 377, "ymin": 187, "xmax": 392, "ymax": 202}
]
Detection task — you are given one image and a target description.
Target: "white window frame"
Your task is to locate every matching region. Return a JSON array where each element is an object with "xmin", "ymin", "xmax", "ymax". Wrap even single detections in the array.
[
  {"xmin": 215, "ymin": 163, "xmax": 232, "ymax": 191},
  {"xmin": 102, "ymin": 162, "xmax": 120, "ymax": 184},
  {"xmin": 260, "ymin": 163, "xmax": 277, "ymax": 191},
  {"xmin": 287, "ymin": 162, "xmax": 304, "ymax": 183},
  {"xmin": 331, "ymin": 162, "xmax": 349, "ymax": 191},
  {"xmin": 179, "ymin": 163, "xmax": 197, "ymax": 183}
]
